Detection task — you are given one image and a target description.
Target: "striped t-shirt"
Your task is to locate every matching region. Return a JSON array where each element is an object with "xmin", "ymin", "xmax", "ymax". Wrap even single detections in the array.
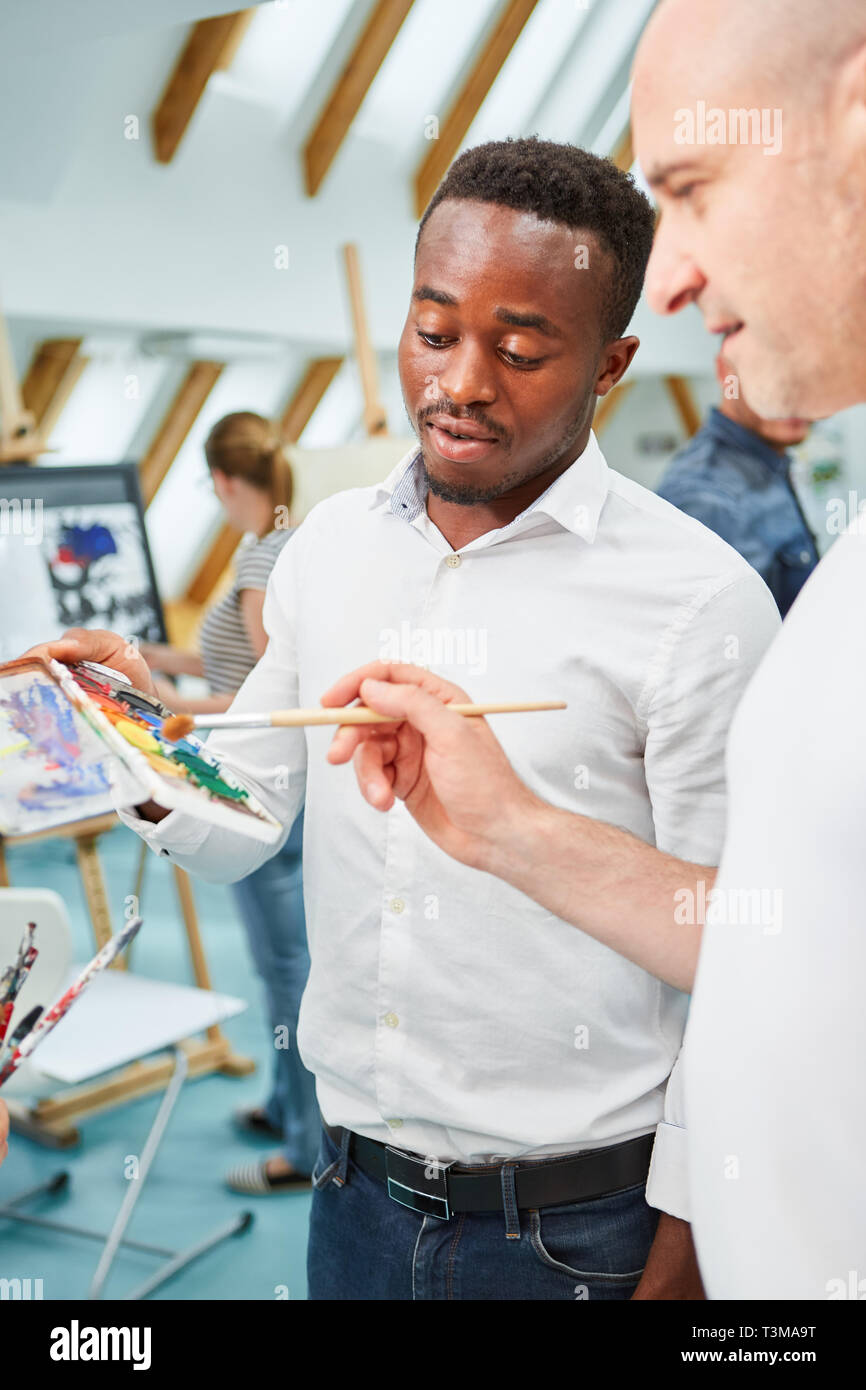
[{"xmin": 199, "ymin": 528, "xmax": 293, "ymax": 693}]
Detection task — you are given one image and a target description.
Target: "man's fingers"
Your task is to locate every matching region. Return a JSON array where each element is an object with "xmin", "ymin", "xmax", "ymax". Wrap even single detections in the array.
[
  {"xmin": 19, "ymin": 633, "xmax": 88, "ymax": 664},
  {"xmin": 358, "ymin": 677, "xmax": 471, "ymax": 744},
  {"xmin": 354, "ymin": 738, "xmax": 396, "ymax": 810},
  {"xmin": 321, "ymin": 660, "xmax": 400, "ymax": 707},
  {"xmin": 321, "ymin": 661, "xmax": 471, "ymax": 709},
  {"xmin": 327, "ymin": 725, "xmax": 397, "ymax": 765}
]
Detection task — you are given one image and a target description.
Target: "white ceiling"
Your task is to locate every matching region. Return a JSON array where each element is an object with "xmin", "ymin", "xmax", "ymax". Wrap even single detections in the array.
[{"xmin": 0, "ymin": 0, "xmax": 720, "ymax": 598}]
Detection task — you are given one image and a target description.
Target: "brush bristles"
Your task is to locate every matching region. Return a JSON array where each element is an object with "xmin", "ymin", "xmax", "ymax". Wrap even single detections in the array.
[{"xmin": 161, "ymin": 713, "xmax": 196, "ymax": 743}]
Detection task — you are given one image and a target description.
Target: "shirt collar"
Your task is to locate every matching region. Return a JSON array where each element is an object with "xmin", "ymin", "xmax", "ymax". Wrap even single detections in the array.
[
  {"xmin": 705, "ymin": 406, "xmax": 792, "ymax": 476},
  {"xmin": 371, "ymin": 431, "xmax": 609, "ymax": 544}
]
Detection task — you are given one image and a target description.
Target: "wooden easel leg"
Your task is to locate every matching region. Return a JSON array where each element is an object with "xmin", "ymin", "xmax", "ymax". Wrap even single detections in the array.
[
  {"xmin": 172, "ymin": 864, "xmax": 255, "ymax": 1076},
  {"xmin": 75, "ymin": 832, "xmax": 116, "ymax": 953}
]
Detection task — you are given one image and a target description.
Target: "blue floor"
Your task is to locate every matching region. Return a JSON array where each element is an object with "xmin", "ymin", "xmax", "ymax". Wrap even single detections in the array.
[{"xmin": 0, "ymin": 823, "xmax": 311, "ymax": 1300}]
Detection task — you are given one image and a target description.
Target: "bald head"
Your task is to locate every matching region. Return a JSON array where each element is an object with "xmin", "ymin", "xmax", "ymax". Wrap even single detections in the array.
[
  {"xmin": 638, "ymin": 0, "xmax": 866, "ymax": 105},
  {"xmin": 632, "ymin": 0, "xmax": 866, "ymax": 419}
]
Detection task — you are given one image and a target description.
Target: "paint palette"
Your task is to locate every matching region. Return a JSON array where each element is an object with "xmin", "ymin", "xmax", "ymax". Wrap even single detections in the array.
[{"xmin": 0, "ymin": 657, "xmax": 282, "ymax": 842}]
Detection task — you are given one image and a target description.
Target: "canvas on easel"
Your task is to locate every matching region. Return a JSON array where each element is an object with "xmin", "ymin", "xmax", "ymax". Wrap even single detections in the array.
[{"xmin": 0, "ymin": 461, "xmax": 167, "ymax": 664}]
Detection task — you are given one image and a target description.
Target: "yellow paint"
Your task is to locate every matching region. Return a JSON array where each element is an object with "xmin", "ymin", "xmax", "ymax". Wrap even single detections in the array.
[
  {"xmin": 142, "ymin": 751, "xmax": 187, "ymax": 779},
  {"xmin": 114, "ymin": 718, "xmax": 162, "ymax": 754},
  {"xmin": 0, "ymin": 740, "xmax": 30, "ymax": 757}
]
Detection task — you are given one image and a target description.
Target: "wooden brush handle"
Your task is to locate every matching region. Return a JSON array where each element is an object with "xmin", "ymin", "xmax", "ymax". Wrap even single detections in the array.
[{"xmin": 270, "ymin": 701, "xmax": 566, "ymax": 728}]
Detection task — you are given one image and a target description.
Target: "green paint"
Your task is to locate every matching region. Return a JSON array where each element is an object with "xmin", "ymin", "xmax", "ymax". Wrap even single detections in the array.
[{"xmin": 171, "ymin": 746, "xmax": 250, "ymax": 802}]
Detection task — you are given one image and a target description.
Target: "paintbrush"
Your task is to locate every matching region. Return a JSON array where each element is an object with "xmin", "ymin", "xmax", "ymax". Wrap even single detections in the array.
[
  {"xmin": 161, "ymin": 700, "xmax": 567, "ymax": 743},
  {"xmin": 0, "ymin": 1003, "xmax": 42, "ymax": 1069},
  {"xmin": 0, "ymin": 916, "xmax": 142, "ymax": 1089}
]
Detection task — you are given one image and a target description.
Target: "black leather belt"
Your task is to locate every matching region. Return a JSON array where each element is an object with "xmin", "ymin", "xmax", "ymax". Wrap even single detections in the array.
[{"xmin": 324, "ymin": 1122, "xmax": 654, "ymax": 1222}]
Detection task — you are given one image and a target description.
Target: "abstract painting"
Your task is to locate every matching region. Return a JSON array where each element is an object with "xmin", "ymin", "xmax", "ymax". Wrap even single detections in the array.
[
  {"xmin": 0, "ymin": 665, "xmax": 117, "ymax": 834},
  {"xmin": 0, "ymin": 463, "xmax": 166, "ymax": 664}
]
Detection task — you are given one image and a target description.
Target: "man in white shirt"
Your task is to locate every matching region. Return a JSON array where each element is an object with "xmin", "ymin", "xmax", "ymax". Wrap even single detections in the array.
[
  {"xmin": 325, "ymin": 0, "xmax": 866, "ymax": 1301},
  {"xmin": 25, "ymin": 139, "xmax": 778, "ymax": 1300}
]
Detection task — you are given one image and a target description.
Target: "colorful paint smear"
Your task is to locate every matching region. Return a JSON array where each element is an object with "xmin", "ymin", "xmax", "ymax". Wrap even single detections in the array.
[
  {"xmin": 63, "ymin": 663, "xmax": 253, "ymax": 809},
  {"xmin": 0, "ymin": 668, "xmax": 116, "ymax": 834}
]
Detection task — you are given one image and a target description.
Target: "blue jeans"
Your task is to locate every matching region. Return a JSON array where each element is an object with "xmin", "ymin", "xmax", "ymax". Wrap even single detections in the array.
[
  {"xmin": 230, "ymin": 812, "xmax": 319, "ymax": 1174},
  {"xmin": 307, "ymin": 1125, "xmax": 659, "ymax": 1300}
]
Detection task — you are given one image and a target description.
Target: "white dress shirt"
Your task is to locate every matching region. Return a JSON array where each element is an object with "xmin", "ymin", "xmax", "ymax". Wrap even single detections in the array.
[
  {"xmin": 686, "ymin": 515, "xmax": 866, "ymax": 1295},
  {"xmin": 119, "ymin": 433, "xmax": 778, "ymax": 1215}
]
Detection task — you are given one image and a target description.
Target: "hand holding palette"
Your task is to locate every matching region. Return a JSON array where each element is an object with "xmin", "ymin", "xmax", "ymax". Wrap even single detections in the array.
[{"xmin": 0, "ymin": 656, "xmax": 281, "ymax": 842}]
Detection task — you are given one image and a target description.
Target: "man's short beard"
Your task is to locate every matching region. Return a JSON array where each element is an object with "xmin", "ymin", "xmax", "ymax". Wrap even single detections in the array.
[
  {"xmin": 418, "ymin": 407, "xmax": 588, "ymax": 506},
  {"xmin": 419, "ymin": 458, "xmax": 523, "ymax": 505}
]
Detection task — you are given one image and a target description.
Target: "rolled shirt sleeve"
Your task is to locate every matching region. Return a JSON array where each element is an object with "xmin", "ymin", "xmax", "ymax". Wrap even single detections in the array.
[{"xmin": 114, "ymin": 535, "xmax": 307, "ymax": 884}]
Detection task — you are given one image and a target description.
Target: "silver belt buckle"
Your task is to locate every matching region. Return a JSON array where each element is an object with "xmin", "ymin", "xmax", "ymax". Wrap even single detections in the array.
[{"xmin": 385, "ymin": 1146, "xmax": 453, "ymax": 1220}]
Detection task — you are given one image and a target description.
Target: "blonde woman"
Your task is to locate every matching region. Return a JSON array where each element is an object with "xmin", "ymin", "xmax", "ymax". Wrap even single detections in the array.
[{"xmin": 142, "ymin": 412, "xmax": 317, "ymax": 1194}]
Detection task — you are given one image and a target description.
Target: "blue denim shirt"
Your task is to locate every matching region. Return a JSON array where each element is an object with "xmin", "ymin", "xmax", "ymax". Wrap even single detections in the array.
[{"xmin": 657, "ymin": 408, "xmax": 819, "ymax": 617}]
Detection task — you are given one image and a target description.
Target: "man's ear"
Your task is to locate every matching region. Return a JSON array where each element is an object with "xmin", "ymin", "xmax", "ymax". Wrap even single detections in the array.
[{"xmin": 594, "ymin": 336, "xmax": 640, "ymax": 396}]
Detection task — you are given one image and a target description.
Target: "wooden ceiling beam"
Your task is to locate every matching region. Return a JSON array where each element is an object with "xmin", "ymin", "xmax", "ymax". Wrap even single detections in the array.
[
  {"xmin": 151, "ymin": 10, "xmax": 255, "ymax": 164},
  {"xmin": 0, "ymin": 295, "xmax": 33, "ymax": 458},
  {"xmin": 21, "ymin": 338, "xmax": 83, "ymax": 424},
  {"xmin": 21, "ymin": 337, "xmax": 89, "ymax": 444},
  {"xmin": 278, "ymin": 356, "xmax": 344, "ymax": 441},
  {"xmin": 139, "ymin": 361, "xmax": 224, "ymax": 506},
  {"xmin": 304, "ymin": 0, "xmax": 415, "ymax": 197},
  {"xmin": 183, "ymin": 355, "xmax": 344, "ymax": 607},
  {"xmin": 413, "ymin": 0, "xmax": 539, "ymax": 218}
]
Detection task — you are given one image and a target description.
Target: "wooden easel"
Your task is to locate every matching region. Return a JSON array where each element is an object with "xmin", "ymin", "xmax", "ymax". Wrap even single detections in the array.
[
  {"xmin": 0, "ymin": 297, "xmax": 254, "ymax": 1147},
  {"xmin": 342, "ymin": 244, "xmax": 389, "ymax": 439}
]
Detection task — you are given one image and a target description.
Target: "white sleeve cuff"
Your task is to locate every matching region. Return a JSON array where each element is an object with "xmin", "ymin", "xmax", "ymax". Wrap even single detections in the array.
[
  {"xmin": 115, "ymin": 802, "xmax": 211, "ymax": 859},
  {"xmin": 645, "ymin": 1119, "xmax": 690, "ymax": 1221}
]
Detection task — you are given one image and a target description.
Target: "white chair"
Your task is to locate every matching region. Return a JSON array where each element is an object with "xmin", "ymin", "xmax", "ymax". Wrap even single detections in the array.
[{"xmin": 0, "ymin": 887, "xmax": 253, "ymax": 1298}]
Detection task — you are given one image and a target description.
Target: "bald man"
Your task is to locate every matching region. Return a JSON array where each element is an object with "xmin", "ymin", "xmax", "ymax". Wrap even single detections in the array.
[
  {"xmin": 324, "ymin": 0, "xmax": 866, "ymax": 1299},
  {"xmin": 633, "ymin": 0, "xmax": 866, "ymax": 1302}
]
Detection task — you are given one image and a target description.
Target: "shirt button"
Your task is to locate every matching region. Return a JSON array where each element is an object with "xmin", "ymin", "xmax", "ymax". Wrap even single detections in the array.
[
  {"xmin": 386, "ymin": 1118, "xmax": 403, "ymax": 1130},
  {"xmin": 445, "ymin": 554, "xmax": 462, "ymax": 568},
  {"xmin": 800, "ymin": 550, "xmax": 811, "ymax": 563},
  {"xmin": 389, "ymin": 897, "xmax": 405, "ymax": 914},
  {"xmin": 384, "ymin": 1011, "xmax": 399, "ymax": 1028}
]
